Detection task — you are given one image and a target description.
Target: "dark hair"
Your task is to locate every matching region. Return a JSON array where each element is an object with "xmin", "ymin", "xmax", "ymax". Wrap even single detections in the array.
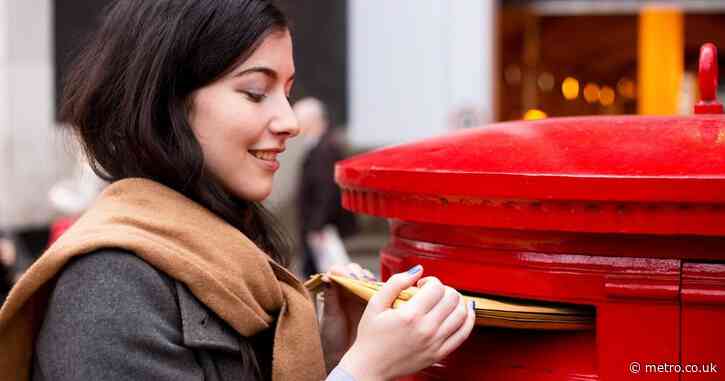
[{"xmin": 60, "ymin": 0, "xmax": 293, "ymax": 273}]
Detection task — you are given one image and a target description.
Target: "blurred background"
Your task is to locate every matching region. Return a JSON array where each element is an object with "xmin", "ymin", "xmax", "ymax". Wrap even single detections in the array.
[{"xmin": 1, "ymin": 0, "xmax": 724, "ymax": 297}]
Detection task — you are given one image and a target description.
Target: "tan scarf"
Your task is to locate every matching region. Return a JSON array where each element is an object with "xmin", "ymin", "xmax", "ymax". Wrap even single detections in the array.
[{"xmin": 0, "ymin": 178, "xmax": 325, "ymax": 381}]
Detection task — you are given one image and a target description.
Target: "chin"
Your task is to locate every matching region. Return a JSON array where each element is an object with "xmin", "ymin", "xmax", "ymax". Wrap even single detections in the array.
[
  {"xmin": 219, "ymin": 183, "xmax": 267, "ymax": 203},
  {"xmin": 249, "ymin": 194, "xmax": 270, "ymax": 203},
  {"xmin": 232, "ymin": 192, "xmax": 267, "ymax": 203},
  {"xmin": 241, "ymin": 187, "xmax": 273, "ymax": 203},
  {"xmin": 222, "ymin": 176, "xmax": 273, "ymax": 203}
]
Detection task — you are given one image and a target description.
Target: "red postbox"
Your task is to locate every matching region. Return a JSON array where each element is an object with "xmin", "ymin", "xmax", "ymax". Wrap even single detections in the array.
[{"xmin": 336, "ymin": 44, "xmax": 725, "ymax": 380}]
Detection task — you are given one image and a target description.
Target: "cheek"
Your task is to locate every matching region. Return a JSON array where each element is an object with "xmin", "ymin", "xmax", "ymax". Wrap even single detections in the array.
[
  {"xmin": 193, "ymin": 96, "xmax": 253, "ymax": 147},
  {"xmin": 195, "ymin": 95, "xmax": 236, "ymax": 130},
  {"xmin": 188, "ymin": 92, "xmax": 273, "ymax": 201}
]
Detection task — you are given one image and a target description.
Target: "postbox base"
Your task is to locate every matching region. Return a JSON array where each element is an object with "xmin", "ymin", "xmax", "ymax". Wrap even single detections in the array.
[{"xmin": 382, "ymin": 221, "xmax": 725, "ymax": 381}]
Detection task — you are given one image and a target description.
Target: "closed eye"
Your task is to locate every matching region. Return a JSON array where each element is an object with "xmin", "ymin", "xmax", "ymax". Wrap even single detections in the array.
[{"xmin": 242, "ymin": 91, "xmax": 267, "ymax": 103}]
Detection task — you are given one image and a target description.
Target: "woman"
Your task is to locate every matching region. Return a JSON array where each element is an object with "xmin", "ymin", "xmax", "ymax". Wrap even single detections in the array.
[{"xmin": 0, "ymin": 1, "xmax": 475, "ymax": 380}]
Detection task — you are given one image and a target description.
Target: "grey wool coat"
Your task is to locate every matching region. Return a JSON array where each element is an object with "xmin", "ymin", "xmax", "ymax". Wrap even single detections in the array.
[{"xmin": 31, "ymin": 249, "xmax": 275, "ymax": 381}]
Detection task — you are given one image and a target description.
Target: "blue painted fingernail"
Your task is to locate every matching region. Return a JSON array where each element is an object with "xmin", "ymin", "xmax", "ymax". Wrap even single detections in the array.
[
  {"xmin": 470, "ymin": 300, "xmax": 476, "ymax": 310},
  {"xmin": 406, "ymin": 265, "xmax": 422, "ymax": 275}
]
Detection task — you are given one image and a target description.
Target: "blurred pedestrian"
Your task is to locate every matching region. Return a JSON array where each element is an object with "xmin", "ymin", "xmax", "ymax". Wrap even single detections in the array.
[
  {"xmin": 0, "ymin": 2, "xmax": 475, "ymax": 381},
  {"xmin": 294, "ymin": 98, "xmax": 358, "ymax": 277}
]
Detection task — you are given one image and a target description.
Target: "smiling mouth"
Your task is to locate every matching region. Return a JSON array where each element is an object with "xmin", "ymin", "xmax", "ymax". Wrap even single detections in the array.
[{"xmin": 248, "ymin": 150, "xmax": 279, "ymax": 162}]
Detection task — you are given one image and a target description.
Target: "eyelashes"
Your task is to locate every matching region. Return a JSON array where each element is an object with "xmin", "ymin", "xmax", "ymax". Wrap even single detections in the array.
[
  {"xmin": 242, "ymin": 91, "xmax": 267, "ymax": 103},
  {"xmin": 241, "ymin": 91, "xmax": 293, "ymax": 104}
]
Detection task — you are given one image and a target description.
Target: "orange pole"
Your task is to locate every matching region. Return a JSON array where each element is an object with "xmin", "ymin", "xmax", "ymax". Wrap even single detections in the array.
[{"xmin": 638, "ymin": 6, "xmax": 684, "ymax": 115}]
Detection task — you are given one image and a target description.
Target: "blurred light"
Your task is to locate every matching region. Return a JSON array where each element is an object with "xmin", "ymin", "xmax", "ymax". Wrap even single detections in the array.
[
  {"xmin": 504, "ymin": 65, "xmax": 522, "ymax": 85},
  {"xmin": 600, "ymin": 86, "xmax": 616, "ymax": 106},
  {"xmin": 538, "ymin": 72, "xmax": 555, "ymax": 92},
  {"xmin": 524, "ymin": 109, "xmax": 547, "ymax": 120},
  {"xmin": 583, "ymin": 83, "xmax": 601, "ymax": 103},
  {"xmin": 562, "ymin": 77, "xmax": 579, "ymax": 100},
  {"xmin": 617, "ymin": 78, "xmax": 636, "ymax": 99}
]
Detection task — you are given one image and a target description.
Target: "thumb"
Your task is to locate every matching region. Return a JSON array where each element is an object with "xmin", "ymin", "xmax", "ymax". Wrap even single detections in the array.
[{"xmin": 367, "ymin": 265, "xmax": 423, "ymax": 314}]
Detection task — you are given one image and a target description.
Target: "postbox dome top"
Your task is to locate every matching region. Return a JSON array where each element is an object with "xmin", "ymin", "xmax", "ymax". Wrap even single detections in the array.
[
  {"xmin": 336, "ymin": 115, "xmax": 725, "ymax": 235},
  {"xmin": 338, "ymin": 115, "xmax": 725, "ymax": 203}
]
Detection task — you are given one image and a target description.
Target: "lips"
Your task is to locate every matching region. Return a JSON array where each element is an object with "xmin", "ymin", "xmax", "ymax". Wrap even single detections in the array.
[
  {"xmin": 248, "ymin": 149, "xmax": 282, "ymax": 172},
  {"xmin": 248, "ymin": 148, "xmax": 283, "ymax": 162},
  {"xmin": 249, "ymin": 150, "xmax": 277, "ymax": 161}
]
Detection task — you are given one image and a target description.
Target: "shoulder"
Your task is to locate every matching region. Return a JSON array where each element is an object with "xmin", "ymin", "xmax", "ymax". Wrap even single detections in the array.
[
  {"xmin": 36, "ymin": 249, "xmax": 264, "ymax": 380},
  {"xmin": 59, "ymin": 248, "xmax": 170, "ymax": 281},
  {"xmin": 58, "ymin": 248, "xmax": 175, "ymax": 288},
  {"xmin": 52, "ymin": 249, "xmax": 177, "ymax": 314},
  {"xmin": 34, "ymin": 249, "xmax": 201, "ymax": 379},
  {"xmin": 47, "ymin": 248, "xmax": 242, "ymax": 354},
  {"xmin": 43, "ymin": 249, "xmax": 181, "ymax": 339}
]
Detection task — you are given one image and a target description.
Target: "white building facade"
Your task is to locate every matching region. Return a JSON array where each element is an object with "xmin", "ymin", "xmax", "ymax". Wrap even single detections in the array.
[
  {"xmin": 348, "ymin": 0, "xmax": 497, "ymax": 147},
  {"xmin": 0, "ymin": 0, "xmax": 73, "ymax": 230}
]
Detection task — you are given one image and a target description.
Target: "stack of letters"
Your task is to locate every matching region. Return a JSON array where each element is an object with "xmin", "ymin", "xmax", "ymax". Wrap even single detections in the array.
[{"xmin": 305, "ymin": 274, "xmax": 594, "ymax": 330}]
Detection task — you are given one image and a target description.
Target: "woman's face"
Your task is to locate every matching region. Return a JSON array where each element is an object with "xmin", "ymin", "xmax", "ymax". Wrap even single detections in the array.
[{"xmin": 189, "ymin": 30, "xmax": 298, "ymax": 202}]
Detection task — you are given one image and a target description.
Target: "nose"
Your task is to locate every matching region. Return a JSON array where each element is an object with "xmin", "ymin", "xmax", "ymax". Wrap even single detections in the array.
[{"xmin": 269, "ymin": 96, "xmax": 300, "ymax": 139}]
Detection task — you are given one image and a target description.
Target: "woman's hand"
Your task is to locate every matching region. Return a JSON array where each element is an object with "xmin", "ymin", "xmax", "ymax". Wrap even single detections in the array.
[
  {"xmin": 319, "ymin": 263, "xmax": 377, "ymax": 371},
  {"xmin": 337, "ymin": 265, "xmax": 476, "ymax": 381}
]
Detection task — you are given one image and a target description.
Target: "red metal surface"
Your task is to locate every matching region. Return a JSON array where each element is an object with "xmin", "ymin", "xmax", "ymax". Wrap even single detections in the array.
[
  {"xmin": 681, "ymin": 262, "xmax": 725, "ymax": 381},
  {"xmin": 337, "ymin": 115, "xmax": 725, "ymax": 236},
  {"xmin": 337, "ymin": 43, "xmax": 725, "ymax": 380},
  {"xmin": 385, "ymin": 222, "xmax": 682, "ymax": 381},
  {"xmin": 338, "ymin": 115, "xmax": 725, "ymax": 203}
]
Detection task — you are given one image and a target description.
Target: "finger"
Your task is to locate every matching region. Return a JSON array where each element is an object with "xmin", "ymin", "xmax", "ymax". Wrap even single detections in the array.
[
  {"xmin": 362, "ymin": 269, "xmax": 377, "ymax": 281},
  {"xmin": 421, "ymin": 287, "xmax": 461, "ymax": 330},
  {"xmin": 432, "ymin": 294, "xmax": 467, "ymax": 342},
  {"xmin": 367, "ymin": 265, "xmax": 423, "ymax": 313},
  {"xmin": 437, "ymin": 300, "xmax": 476, "ymax": 358},
  {"xmin": 397, "ymin": 277, "xmax": 445, "ymax": 317},
  {"xmin": 416, "ymin": 276, "xmax": 438, "ymax": 288},
  {"xmin": 347, "ymin": 263, "xmax": 365, "ymax": 280},
  {"xmin": 329, "ymin": 264, "xmax": 352, "ymax": 277}
]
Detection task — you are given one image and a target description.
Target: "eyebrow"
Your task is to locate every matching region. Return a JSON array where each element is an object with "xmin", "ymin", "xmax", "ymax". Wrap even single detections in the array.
[{"xmin": 233, "ymin": 66, "xmax": 295, "ymax": 83}]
